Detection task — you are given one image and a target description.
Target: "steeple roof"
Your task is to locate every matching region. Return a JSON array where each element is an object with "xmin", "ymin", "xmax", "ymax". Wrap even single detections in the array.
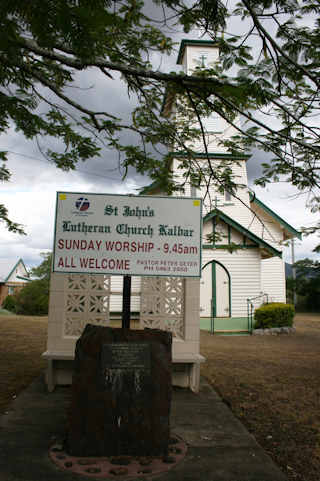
[{"xmin": 177, "ymin": 39, "xmax": 218, "ymax": 64}]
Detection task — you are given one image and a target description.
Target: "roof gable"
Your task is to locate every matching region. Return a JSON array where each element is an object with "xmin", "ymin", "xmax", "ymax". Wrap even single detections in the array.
[
  {"xmin": 249, "ymin": 193, "xmax": 301, "ymax": 240},
  {"xmin": 0, "ymin": 258, "xmax": 28, "ymax": 283},
  {"xmin": 203, "ymin": 209, "xmax": 282, "ymax": 258}
]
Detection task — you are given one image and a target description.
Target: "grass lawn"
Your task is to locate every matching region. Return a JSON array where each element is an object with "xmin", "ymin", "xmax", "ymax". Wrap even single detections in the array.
[
  {"xmin": 201, "ymin": 313, "xmax": 320, "ymax": 481},
  {"xmin": 0, "ymin": 315, "xmax": 48, "ymax": 414},
  {"xmin": 0, "ymin": 312, "xmax": 319, "ymax": 481}
]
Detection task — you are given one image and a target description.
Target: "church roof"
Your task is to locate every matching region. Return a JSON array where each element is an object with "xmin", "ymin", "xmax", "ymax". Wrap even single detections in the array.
[
  {"xmin": 249, "ymin": 192, "xmax": 301, "ymax": 240},
  {"xmin": 203, "ymin": 208, "xmax": 282, "ymax": 258},
  {"xmin": 172, "ymin": 151, "xmax": 250, "ymax": 160}
]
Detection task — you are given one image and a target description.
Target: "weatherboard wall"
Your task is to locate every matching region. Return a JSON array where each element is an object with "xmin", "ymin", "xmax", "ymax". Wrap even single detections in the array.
[
  {"xmin": 109, "ymin": 275, "xmax": 141, "ymax": 312},
  {"xmin": 190, "ymin": 116, "xmax": 242, "ymax": 154},
  {"xmin": 261, "ymin": 257, "xmax": 286, "ymax": 303},
  {"xmin": 172, "ymin": 154, "xmax": 288, "ymax": 308},
  {"xmin": 201, "ymin": 248, "xmax": 262, "ymax": 318},
  {"xmin": 172, "ymin": 157, "xmax": 252, "ymax": 224},
  {"xmin": 246, "ymin": 204, "xmax": 287, "ymax": 303}
]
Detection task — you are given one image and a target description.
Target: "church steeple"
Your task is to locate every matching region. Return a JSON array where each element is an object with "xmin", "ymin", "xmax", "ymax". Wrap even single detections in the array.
[
  {"xmin": 176, "ymin": 39, "xmax": 219, "ymax": 75},
  {"xmin": 172, "ymin": 39, "xmax": 252, "ymax": 219},
  {"xmin": 157, "ymin": 38, "xmax": 251, "ymax": 220}
]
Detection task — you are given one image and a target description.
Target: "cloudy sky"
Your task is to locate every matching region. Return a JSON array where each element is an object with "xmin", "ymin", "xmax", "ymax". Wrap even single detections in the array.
[{"xmin": 1, "ymin": 23, "xmax": 319, "ymax": 272}]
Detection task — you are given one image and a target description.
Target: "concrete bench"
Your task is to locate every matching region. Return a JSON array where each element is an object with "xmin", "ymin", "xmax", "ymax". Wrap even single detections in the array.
[
  {"xmin": 172, "ymin": 353, "xmax": 205, "ymax": 392},
  {"xmin": 42, "ymin": 351, "xmax": 205, "ymax": 393}
]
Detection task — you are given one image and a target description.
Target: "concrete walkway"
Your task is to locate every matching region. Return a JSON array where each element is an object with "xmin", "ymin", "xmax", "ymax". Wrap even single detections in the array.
[{"xmin": 0, "ymin": 376, "xmax": 288, "ymax": 481}]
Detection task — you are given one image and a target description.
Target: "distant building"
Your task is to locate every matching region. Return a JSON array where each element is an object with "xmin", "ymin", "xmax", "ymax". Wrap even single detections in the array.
[{"xmin": 0, "ymin": 258, "xmax": 29, "ymax": 306}]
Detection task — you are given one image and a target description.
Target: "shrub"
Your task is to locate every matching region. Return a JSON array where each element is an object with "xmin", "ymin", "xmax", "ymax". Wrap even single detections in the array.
[
  {"xmin": 14, "ymin": 279, "xmax": 49, "ymax": 315},
  {"xmin": 254, "ymin": 303, "xmax": 295, "ymax": 329},
  {"xmin": 2, "ymin": 295, "xmax": 17, "ymax": 312}
]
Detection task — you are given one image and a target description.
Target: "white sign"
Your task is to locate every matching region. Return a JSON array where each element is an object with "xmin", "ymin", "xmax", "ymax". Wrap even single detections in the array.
[{"xmin": 53, "ymin": 192, "xmax": 202, "ymax": 277}]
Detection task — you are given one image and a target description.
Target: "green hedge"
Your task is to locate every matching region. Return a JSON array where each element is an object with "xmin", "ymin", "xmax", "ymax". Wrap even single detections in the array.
[{"xmin": 254, "ymin": 303, "xmax": 295, "ymax": 329}]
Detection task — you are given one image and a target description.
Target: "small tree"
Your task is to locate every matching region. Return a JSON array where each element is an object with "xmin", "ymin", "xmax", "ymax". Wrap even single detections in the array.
[
  {"xmin": 14, "ymin": 279, "xmax": 49, "ymax": 315},
  {"xmin": 31, "ymin": 252, "xmax": 52, "ymax": 281},
  {"xmin": 293, "ymin": 259, "xmax": 320, "ymax": 312},
  {"xmin": 13, "ymin": 252, "xmax": 52, "ymax": 315}
]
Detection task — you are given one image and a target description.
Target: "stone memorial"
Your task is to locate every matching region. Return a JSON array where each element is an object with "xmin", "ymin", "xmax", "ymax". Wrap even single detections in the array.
[{"xmin": 66, "ymin": 324, "xmax": 172, "ymax": 457}]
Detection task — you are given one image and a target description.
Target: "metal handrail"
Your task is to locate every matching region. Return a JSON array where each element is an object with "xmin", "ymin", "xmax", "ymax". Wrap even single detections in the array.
[{"xmin": 247, "ymin": 293, "xmax": 269, "ymax": 333}]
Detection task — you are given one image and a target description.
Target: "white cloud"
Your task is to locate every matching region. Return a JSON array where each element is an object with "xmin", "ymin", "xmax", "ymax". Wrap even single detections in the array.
[{"xmin": 1, "ymin": 151, "xmax": 145, "ymax": 269}]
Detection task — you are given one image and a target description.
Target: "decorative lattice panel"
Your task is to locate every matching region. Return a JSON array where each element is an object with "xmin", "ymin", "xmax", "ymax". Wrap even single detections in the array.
[
  {"xmin": 63, "ymin": 274, "xmax": 111, "ymax": 337},
  {"xmin": 140, "ymin": 277, "xmax": 185, "ymax": 339}
]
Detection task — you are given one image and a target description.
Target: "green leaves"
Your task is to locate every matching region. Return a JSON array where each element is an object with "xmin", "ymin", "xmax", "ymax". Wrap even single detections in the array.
[
  {"xmin": 0, "ymin": 204, "xmax": 25, "ymax": 234},
  {"xmin": 31, "ymin": 252, "xmax": 52, "ymax": 280}
]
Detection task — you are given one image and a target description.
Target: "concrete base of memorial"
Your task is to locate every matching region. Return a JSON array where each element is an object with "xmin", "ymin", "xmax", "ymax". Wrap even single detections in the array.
[{"xmin": 50, "ymin": 434, "xmax": 187, "ymax": 478}]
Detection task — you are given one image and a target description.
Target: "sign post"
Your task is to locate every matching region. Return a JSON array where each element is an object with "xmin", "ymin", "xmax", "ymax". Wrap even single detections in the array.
[
  {"xmin": 122, "ymin": 274, "xmax": 131, "ymax": 329},
  {"xmin": 53, "ymin": 192, "xmax": 202, "ymax": 278},
  {"xmin": 53, "ymin": 192, "xmax": 202, "ymax": 328}
]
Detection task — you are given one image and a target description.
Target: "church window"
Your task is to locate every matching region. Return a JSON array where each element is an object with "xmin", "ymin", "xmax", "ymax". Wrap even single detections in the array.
[{"xmin": 225, "ymin": 190, "xmax": 232, "ymax": 202}]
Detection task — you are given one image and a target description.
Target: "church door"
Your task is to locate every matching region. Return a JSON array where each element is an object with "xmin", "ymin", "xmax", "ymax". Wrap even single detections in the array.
[
  {"xmin": 215, "ymin": 263, "xmax": 230, "ymax": 317},
  {"xmin": 200, "ymin": 261, "xmax": 231, "ymax": 319}
]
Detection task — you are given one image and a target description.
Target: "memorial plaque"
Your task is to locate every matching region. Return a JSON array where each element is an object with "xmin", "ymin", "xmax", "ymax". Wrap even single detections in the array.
[
  {"xmin": 101, "ymin": 343, "xmax": 151, "ymax": 398},
  {"xmin": 66, "ymin": 325, "xmax": 172, "ymax": 457},
  {"xmin": 102, "ymin": 343, "xmax": 150, "ymax": 371}
]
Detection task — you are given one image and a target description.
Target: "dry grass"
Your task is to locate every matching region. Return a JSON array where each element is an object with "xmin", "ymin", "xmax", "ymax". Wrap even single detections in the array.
[
  {"xmin": 0, "ymin": 315, "xmax": 48, "ymax": 414},
  {"xmin": 201, "ymin": 313, "xmax": 320, "ymax": 481},
  {"xmin": 0, "ymin": 316, "xmax": 139, "ymax": 415}
]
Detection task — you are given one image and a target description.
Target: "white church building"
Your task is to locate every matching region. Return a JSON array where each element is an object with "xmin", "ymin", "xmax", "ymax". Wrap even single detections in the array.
[{"xmin": 141, "ymin": 38, "xmax": 301, "ymax": 333}]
